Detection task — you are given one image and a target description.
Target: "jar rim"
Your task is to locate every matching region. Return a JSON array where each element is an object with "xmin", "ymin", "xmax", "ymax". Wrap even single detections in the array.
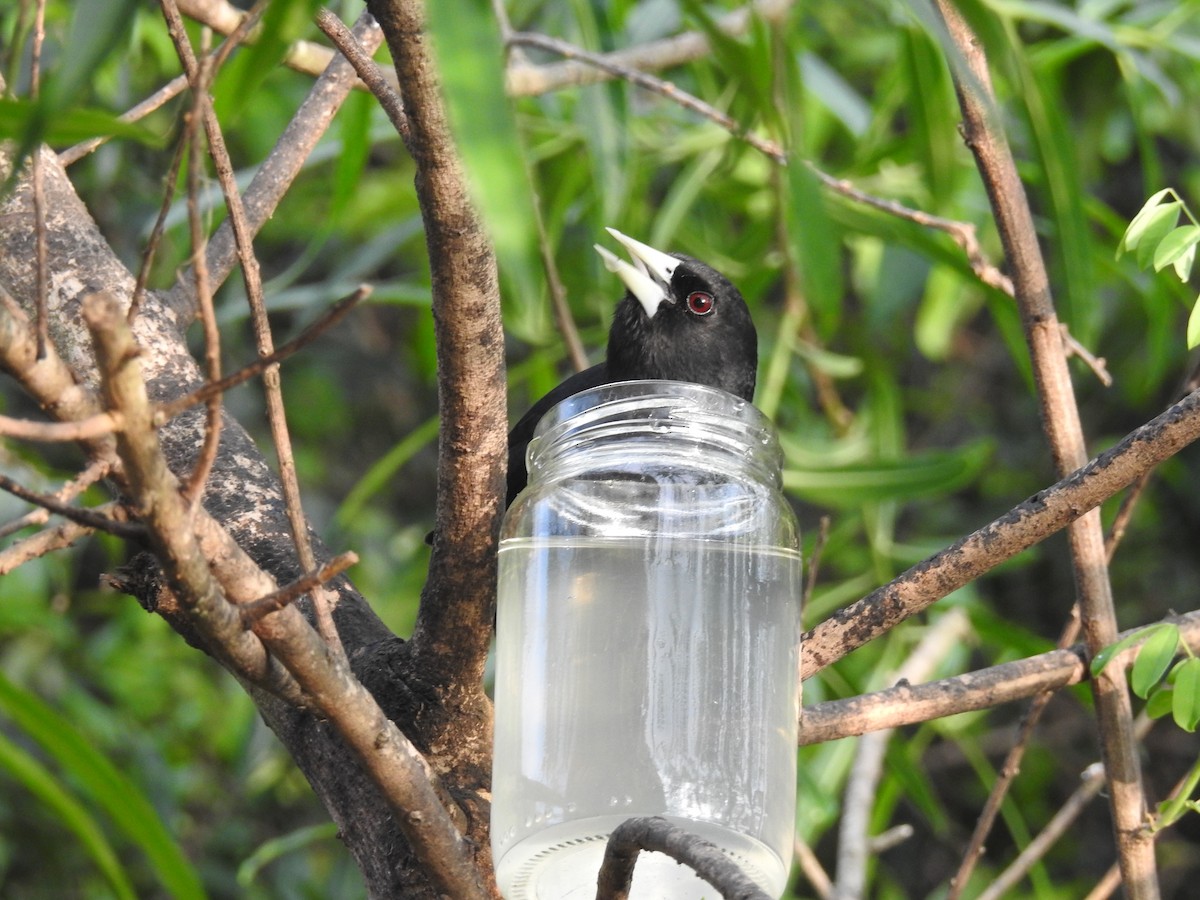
[{"xmin": 528, "ymin": 380, "xmax": 781, "ymax": 477}]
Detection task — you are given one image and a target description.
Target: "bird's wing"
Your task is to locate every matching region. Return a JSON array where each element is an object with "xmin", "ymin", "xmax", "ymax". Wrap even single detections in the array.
[{"xmin": 506, "ymin": 362, "xmax": 611, "ymax": 504}]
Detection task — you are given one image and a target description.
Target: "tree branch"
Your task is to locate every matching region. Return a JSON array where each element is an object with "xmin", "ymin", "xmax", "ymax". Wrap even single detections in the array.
[
  {"xmin": 803, "ymin": 387, "xmax": 1200, "ymax": 678},
  {"xmin": 932, "ymin": 3, "xmax": 1155, "ymax": 893},
  {"xmin": 800, "ymin": 609, "xmax": 1200, "ymax": 745}
]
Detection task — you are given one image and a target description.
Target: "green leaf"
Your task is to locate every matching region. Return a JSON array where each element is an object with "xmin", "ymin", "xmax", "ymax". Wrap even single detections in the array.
[
  {"xmin": 1175, "ymin": 243, "xmax": 1197, "ymax": 282},
  {"xmin": 1152, "ymin": 225, "xmax": 1200, "ymax": 275},
  {"xmin": 1187, "ymin": 297, "xmax": 1200, "ymax": 350},
  {"xmin": 1173, "ymin": 658, "xmax": 1200, "ymax": 731},
  {"xmin": 1135, "ymin": 201, "xmax": 1182, "ymax": 269},
  {"xmin": 1090, "ymin": 623, "xmax": 1171, "ymax": 676},
  {"xmin": 0, "ymin": 731, "xmax": 136, "ymax": 900},
  {"xmin": 783, "ymin": 441, "xmax": 992, "ymax": 507},
  {"xmin": 0, "ymin": 99, "xmax": 163, "ymax": 147},
  {"xmin": 1131, "ymin": 623, "xmax": 1180, "ymax": 698},
  {"xmin": 1117, "ymin": 188, "xmax": 1174, "ymax": 256},
  {"xmin": 1145, "ymin": 686, "xmax": 1175, "ymax": 719},
  {"xmin": 0, "ymin": 673, "xmax": 206, "ymax": 899}
]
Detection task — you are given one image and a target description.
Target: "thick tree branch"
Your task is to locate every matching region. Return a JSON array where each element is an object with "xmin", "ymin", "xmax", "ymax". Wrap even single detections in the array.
[{"xmin": 367, "ymin": 0, "xmax": 505, "ymax": 701}]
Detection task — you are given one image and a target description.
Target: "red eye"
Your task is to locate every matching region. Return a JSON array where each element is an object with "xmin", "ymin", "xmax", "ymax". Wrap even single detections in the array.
[{"xmin": 686, "ymin": 291, "xmax": 714, "ymax": 315}]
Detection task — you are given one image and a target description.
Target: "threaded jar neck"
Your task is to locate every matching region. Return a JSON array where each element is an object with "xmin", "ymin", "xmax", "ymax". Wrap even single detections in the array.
[{"xmin": 526, "ymin": 380, "xmax": 782, "ymax": 488}]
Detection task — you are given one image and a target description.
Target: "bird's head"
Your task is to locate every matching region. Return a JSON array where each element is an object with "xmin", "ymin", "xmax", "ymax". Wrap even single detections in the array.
[{"xmin": 595, "ymin": 228, "xmax": 757, "ymax": 402}]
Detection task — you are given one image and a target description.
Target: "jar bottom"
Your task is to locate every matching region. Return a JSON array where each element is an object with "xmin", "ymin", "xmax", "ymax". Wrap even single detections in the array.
[{"xmin": 495, "ymin": 814, "xmax": 787, "ymax": 899}]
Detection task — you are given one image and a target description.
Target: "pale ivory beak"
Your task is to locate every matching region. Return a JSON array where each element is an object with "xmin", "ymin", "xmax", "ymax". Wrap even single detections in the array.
[{"xmin": 593, "ymin": 227, "xmax": 678, "ymax": 318}]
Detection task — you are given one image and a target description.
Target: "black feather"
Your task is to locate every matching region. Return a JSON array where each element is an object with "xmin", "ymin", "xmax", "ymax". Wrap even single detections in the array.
[{"xmin": 507, "ymin": 251, "xmax": 756, "ymax": 504}]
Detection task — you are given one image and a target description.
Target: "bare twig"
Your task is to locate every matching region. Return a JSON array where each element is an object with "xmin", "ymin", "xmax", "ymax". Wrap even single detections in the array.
[
  {"xmin": 976, "ymin": 763, "xmax": 1109, "ymax": 900},
  {"xmin": 834, "ymin": 610, "xmax": 971, "ymax": 899},
  {"xmin": 201, "ymin": 9, "xmax": 384, "ymax": 293},
  {"xmin": 176, "ymin": 29, "xmax": 224, "ymax": 507},
  {"xmin": 0, "ymin": 513, "xmax": 115, "ymax": 574},
  {"xmin": 29, "ymin": 1, "xmax": 49, "ymax": 360},
  {"xmin": 794, "ymin": 833, "xmax": 834, "ymax": 900},
  {"xmin": 933, "ymin": 3, "xmax": 1155, "ymax": 893},
  {"xmin": 506, "ymin": 0, "xmax": 794, "ymax": 96},
  {"xmin": 0, "ymin": 412, "xmax": 122, "ymax": 442},
  {"xmin": 0, "ymin": 474, "xmax": 140, "ymax": 539},
  {"xmin": 239, "ymin": 551, "xmax": 359, "ymax": 624},
  {"xmin": 1062, "ymin": 323, "xmax": 1113, "ymax": 387},
  {"xmin": 160, "ymin": 0, "xmax": 344, "ymax": 658},
  {"xmin": 948, "ymin": 608, "xmax": 1083, "ymax": 898},
  {"xmin": 157, "ymin": 286, "xmax": 370, "ymax": 422},
  {"xmin": 802, "ymin": 515, "xmax": 830, "ymax": 613},
  {"xmin": 315, "ymin": 8, "xmax": 409, "ymax": 141},
  {"xmin": 798, "ymin": 609, "xmax": 1200, "ymax": 745},
  {"xmin": 0, "ymin": 458, "xmax": 109, "ymax": 540},
  {"xmin": 595, "ymin": 816, "xmax": 772, "ymax": 900},
  {"xmin": 803, "ymin": 387, "xmax": 1200, "ymax": 679}
]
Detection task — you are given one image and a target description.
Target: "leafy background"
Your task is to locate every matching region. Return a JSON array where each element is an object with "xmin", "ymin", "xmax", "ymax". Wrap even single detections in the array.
[{"xmin": 2, "ymin": 0, "xmax": 1200, "ymax": 896}]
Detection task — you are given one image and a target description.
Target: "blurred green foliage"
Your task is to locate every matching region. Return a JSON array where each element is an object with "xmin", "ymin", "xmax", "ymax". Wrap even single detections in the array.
[{"xmin": 3, "ymin": 0, "xmax": 1200, "ymax": 895}]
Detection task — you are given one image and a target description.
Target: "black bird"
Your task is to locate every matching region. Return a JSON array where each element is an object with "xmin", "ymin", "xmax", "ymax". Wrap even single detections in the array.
[{"xmin": 506, "ymin": 228, "xmax": 757, "ymax": 504}]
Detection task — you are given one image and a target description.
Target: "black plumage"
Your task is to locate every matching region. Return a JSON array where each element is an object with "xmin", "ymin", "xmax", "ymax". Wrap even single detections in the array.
[{"xmin": 506, "ymin": 229, "xmax": 757, "ymax": 504}]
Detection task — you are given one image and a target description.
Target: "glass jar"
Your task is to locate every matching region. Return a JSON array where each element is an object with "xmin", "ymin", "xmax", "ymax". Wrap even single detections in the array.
[{"xmin": 491, "ymin": 380, "xmax": 802, "ymax": 899}]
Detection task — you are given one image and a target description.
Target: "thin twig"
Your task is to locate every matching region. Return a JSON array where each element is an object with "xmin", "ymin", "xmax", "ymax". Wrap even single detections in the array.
[
  {"xmin": 129, "ymin": 133, "xmax": 189, "ymax": 324},
  {"xmin": 315, "ymin": 8, "xmax": 409, "ymax": 142},
  {"xmin": 160, "ymin": 0, "xmax": 345, "ymax": 660},
  {"xmin": 0, "ymin": 412, "xmax": 123, "ymax": 442},
  {"xmin": 948, "ymin": 607, "xmax": 1083, "ymax": 898},
  {"xmin": 803, "ymin": 386, "xmax": 1200, "ymax": 678},
  {"xmin": 157, "ymin": 286, "xmax": 370, "ymax": 422},
  {"xmin": 0, "ymin": 474, "xmax": 142, "ymax": 539},
  {"xmin": 834, "ymin": 610, "xmax": 971, "ymax": 899},
  {"xmin": 794, "ymin": 832, "xmax": 834, "ymax": 900},
  {"xmin": 0, "ymin": 458, "xmax": 110, "ymax": 540},
  {"xmin": 975, "ymin": 763, "xmax": 1108, "ymax": 900},
  {"xmin": 201, "ymin": 9, "xmax": 384, "ymax": 293},
  {"xmin": 0, "ymin": 515, "xmax": 110, "ymax": 574},
  {"xmin": 802, "ymin": 515, "xmax": 830, "ymax": 614},
  {"xmin": 239, "ymin": 552, "xmax": 359, "ymax": 624},
  {"xmin": 176, "ymin": 27, "xmax": 224, "ymax": 508},
  {"xmin": 933, "ymin": 3, "xmax": 1155, "ymax": 893},
  {"xmin": 1061, "ymin": 323, "xmax": 1113, "ymax": 387},
  {"xmin": 29, "ymin": 0, "xmax": 49, "ymax": 359},
  {"xmin": 798, "ymin": 609, "xmax": 1200, "ymax": 745},
  {"xmin": 508, "ymin": 30, "xmax": 1014, "ymax": 303}
]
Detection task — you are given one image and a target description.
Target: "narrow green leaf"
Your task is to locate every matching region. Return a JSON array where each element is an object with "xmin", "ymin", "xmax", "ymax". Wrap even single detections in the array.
[
  {"xmin": 0, "ymin": 731, "xmax": 137, "ymax": 900},
  {"xmin": 1172, "ymin": 658, "xmax": 1200, "ymax": 731},
  {"xmin": 1131, "ymin": 623, "xmax": 1180, "ymax": 698},
  {"xmin": 0, "ymin": 99, "xmax": 163, "ymax": 147},
  {"xmin": 237, "ymin": 823, "xmax": 339, "ymax": 887},
  {"xmin": 783, "ymin": 441, "xmax": 992, "ymax": 506},
  {"xmin": 1152, "ymin": 225, "xmax": 1200, "ymax": 274},
  {"xmin": 0, "ymin": 673, "xmax": 206, "ymax": 899},
  {"xmin": 1135, "ymin": 201, "xmax": 1182, "ymax": 269},
  {"xmin": 1186, "ymin": 297, "xmax": 1200, "ymax": 350},
  {"xmin": 1117, "ymin": 187, "xmax": 1173, "ymax": 256}
]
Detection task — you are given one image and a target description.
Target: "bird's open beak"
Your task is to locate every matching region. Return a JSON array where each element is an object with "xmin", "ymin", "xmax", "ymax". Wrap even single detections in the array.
[{"xmin": 594, "ymin": 228, "xmax": 679, "ymax": 319}]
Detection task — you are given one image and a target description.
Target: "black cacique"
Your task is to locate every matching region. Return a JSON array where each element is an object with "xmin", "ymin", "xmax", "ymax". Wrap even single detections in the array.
[{"xmin": 506, "ymin": 228, "xmax": 758, "ymax": 505}]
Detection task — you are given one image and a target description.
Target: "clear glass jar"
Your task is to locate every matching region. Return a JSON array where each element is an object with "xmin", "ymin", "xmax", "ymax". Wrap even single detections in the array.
[{"xmin": 491, "ymin": 381, "xmax": 802, "ymax": 899}]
